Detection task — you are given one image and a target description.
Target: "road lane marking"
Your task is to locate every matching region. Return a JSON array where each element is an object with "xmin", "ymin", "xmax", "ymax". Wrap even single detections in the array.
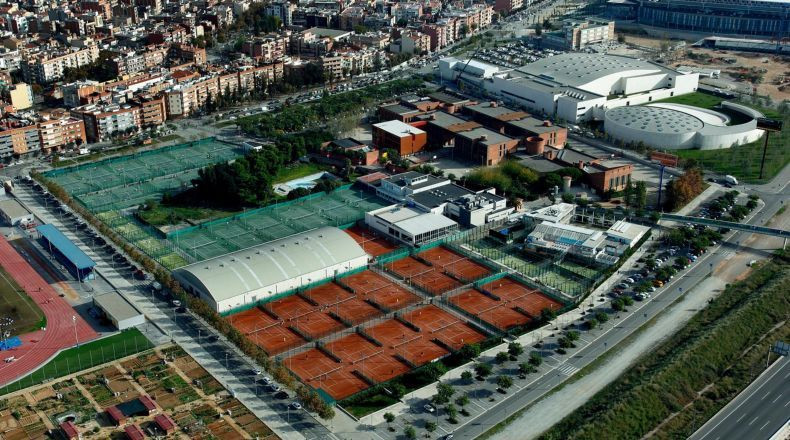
[
  {"xmin": 736, "ymin": 413, "xmax": 746, "ymax": 423},
  {"xmin": 759, "ymin": 421, "xmax": 770, "ymax": 431},
  {"xmin": 748, "ymin": 416, "xmax": 759, "ymax": 426},
  {"xmin": 771, "ymin": 393, "xmax": 782, "ymax": 403},
  {"xmin": 761, "ymin": 391, "xmax": 770, "ymax": 400}
]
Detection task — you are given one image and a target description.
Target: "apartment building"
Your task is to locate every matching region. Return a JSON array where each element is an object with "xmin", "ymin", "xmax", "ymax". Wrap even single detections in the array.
[
  {"xmin": 38, "ymin": 112, "xmax": 87, "ymax": 152},
  {"xmin": 543, "ymin": 19, "xmax": 615, "ymax": 51},
  {"xmin": 20, "ymin": 43, "xmax": 101, "ymax": 83},
  {"xmin": 242, "ymin": 35, "xmax": 288, "ymax": 63},
  {"xmin": 70, "ymin": 103, "xmax": 141, "ymax": 142},
  {"xmin": 0, "ymin": 119, "xmax": 40, "ymax": 158},
  {"xmin": 494, "ymin": 0, "xmax": 524, "ymax": 14},
  {"xmin": 266, "ymin": 1, "xmax": 296, "ymax": 26},
  {"xmin": 131, "ymin": 95, "xmax": 166, "ymax": 128}
]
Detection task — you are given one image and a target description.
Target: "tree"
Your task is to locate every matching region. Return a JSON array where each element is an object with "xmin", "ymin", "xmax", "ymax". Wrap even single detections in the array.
[
  {"xmin": 508, "ymin": 342, "xmax": 524, "ymax": 358},
  {"xmin": 495, "ymin": 351, "xmax": 509, "ymax": 363},
  {"xmin": 566, "ymin": 330, "xmax": 580, "ymax": 342},
  {"xmin": 529, "ymin": 351, "xmax": 543, "ymax": 366},
  {"xmin": 405, "ymin": 426, "xmax": 417, "ymax": 440},
  {"xmin": 446, "ymin": 404, "xmax": 458, "ymax": 423},
  {"xmin": 534, "ymin": 23, "xmax": 543, "ymax": 36},
  {"xmin": 561, "ymin": 192, "xmax": 575, "ymax": 203},
  {"xmin": 475, "ymin": 362, "xmax": 492, "ymax": 377},
  {"xmin": 587, "ymin": 317, "xmax": 599, "ymax": 329},
  {"xmin": 384, "ymin": 412, "xmax": 395, "ymax": 431},
  {"xmin": 497, "ymin": 375, "xmax": 513, "ymax": 390},
  {"xmin": 425, "ymin": 421, "xmax": 437, "ymax": 435},
  {"xmin": 595, "ymin": 311, "xmax": 610, "ymax": 323},
  {"xmin": 540, "ymin": 307, "xmax": 557, "ymax": 323},
  {"xmin": 455, "ymin": 394, "xmax": 470, "ymax": 411},
  {"xmin": 634, "ymin": 181, "xmax": 647, "ymax": 209},
  {"xmin": 665, "ymin": 168, "xmax": 703, "ymax": 211},
  {"xmin": 518, "ymin": 362, "xmax": 535, "ymax": 375},
  {"xmin": 460, "ymin": 370, "xmax": 474, "ymax": 383},
  {"xmin": 433, "ymin": 383, "xmax": 455, "ymax": 405}
]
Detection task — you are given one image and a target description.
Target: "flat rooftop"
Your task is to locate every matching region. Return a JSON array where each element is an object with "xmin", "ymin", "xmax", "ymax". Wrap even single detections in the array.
[
  {"xmin": 0, "ymin": 198, "xmax": 31, "ymax": 219},
  {"xmin": 456, "ymin": 127, "xmax": 514, "ymax": 146},
  {"xmin": 516, "ymin": 53, "xmax": 678, "ymax": 88},
  {"xmin": 465, "ymin": 102, "xmax": 529, "ymax": 121},
  {"xmin": 373, "ymin": 120, "xmax": 426, "ymax": 137},
  {"xmin": 93, "ymin": 291, "xmax": 143, "ymax": 323}
]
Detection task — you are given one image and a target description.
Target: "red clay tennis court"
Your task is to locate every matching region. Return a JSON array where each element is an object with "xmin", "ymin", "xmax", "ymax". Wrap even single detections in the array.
[
  {"xmin": 482, "ymin": 277, "xmax": 563, "ymax": 318},
  {"xmin": 403, "ymin": 305, "xmax": 486, "ymax": 350},
  {"xmin": 340, "ymin": 270, "xmax": 420, "ymax": 311},
  {"xmin": 417, "ymin": 246, "xmax": 492, "ymax": 282},
  {"xmin": 325, "ymin": 333, "xmax": 411, "ymax": 384},
  {"xmin": 332, "ymin": 298, "xmax": 382, "ymax": 325},
  {"xmin": 366, "ymin": 319, "xmax": 449, "ymax": 366},
  {"xmin": 449, "ymin": 289, "xmax": 530, "ymax": 330},
  {"xmin": 302, "ymin": 282, "xmax": 353, "ymax": 306},
  {"xmin": 265, "ymin": 295, "xmax": 345, "ymax": 339},
  {"xmin": 344, "ymin": 225, "xmax": 399, "ymax": 257},
  {"xmin": 285, "ymin": 348, "xmax": 368, "ymax": 400},
  {"xmin": 388, "ymin": 256, "xmax": 461, "ymax": 296},
  {"xmin": 228, "ymin": 308, "xmax": 306, "ymax": 355}
]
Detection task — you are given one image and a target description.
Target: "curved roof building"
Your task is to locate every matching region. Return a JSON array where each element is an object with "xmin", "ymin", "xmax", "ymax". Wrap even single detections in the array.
[
  {"xmin": 439, "ymin": 53, "xmax": 700, "ymax": 123},
  {"xmin": 174, "ymin": 227, "xmax": 369, "ymax": 313},
  {"xmin": 604, "ymin": 102, "xmax": 764, "ymax": 150}
]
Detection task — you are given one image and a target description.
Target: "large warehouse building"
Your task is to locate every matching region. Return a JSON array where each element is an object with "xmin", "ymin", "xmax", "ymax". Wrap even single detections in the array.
[
  {"xmin": 604, "ymin": 102, "xmax": 764, "ymax": 149},
  {"xmin": 173, "ymin": 227, "xmax": 369, "ymax": 313},
  {"xmin": 439, "ymin": 53, "xmax": 699, "ymax": 122}
]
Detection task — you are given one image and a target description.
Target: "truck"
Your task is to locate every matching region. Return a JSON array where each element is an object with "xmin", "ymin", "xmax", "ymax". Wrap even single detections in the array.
[{"xmin": 723, "ymin": 175, "xmax": 738, "ymax": 186}]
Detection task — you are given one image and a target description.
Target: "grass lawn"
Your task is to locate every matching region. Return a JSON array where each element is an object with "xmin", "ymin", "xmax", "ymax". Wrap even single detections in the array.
[
  {"xmin": 674, "ymin": 126, "xmax": 789, "ymax": 183},
  {"xmin": 0, "ymin": 266, "xmax": 45, "ymax": 336},
  {"xmin": 652, "ymin": 92, "xmax": 724, "ymax": 110},
  {"xmin": 273, "ymin": 162, "xmax": 329, "ymax": 184},
  {"xmin": 343, "ymin": 394, "xmax": 399, "ymax": 418},
  {"xmin": 0, "ymin": 328, "xmax": 153, "ymax": 396},
  {"xmin": 138, "ymin": 205, "xmax": 239, "ymax": 226}
]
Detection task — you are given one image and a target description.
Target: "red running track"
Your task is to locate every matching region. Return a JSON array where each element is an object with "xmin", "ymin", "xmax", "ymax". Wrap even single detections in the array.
[{"xmin": 0, "ymin": 236, "xmax": 98, "ymax": 387}]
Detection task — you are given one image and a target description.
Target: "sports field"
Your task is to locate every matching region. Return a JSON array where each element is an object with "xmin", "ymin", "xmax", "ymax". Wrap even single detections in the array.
[
  {"xmin": 228, "ymin": 270, "xmax": 420, "ymax": 356},
  {"xmin": 0, "ymin": 329, "xmax": 152, "ymax": 396},
  {"xmin": 170, "ymin": 186, "xmax": 390, "ymax": 262},
  {"xmin": 283, "ymin": 304, "xmax": 484, "ymax": 400},
  {"xmin": 0, "ymin": 266, "xmax": 44, "ymax": 337},
  {"xmin": 459, "ymin": 237, "xmax": 601, "ymax": 297}
]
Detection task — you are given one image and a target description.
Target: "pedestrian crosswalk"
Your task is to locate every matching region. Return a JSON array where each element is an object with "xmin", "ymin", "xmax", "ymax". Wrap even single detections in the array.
[{"xmin": 557, "ymin": 363, "xmax": 580, "ymax": 376}]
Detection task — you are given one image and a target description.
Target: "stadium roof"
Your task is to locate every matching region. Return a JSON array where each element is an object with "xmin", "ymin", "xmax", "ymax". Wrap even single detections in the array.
[
  {"xmin": 517, "ymin": 53, "xmax": 678, "ymax": 88},
  {"xmin": 36, "ymin": 224, "xmax": 95, "ymax": 270},
  {"xmin": 174, "ymin": 227, "xmax": 366, "ymax": 304}
]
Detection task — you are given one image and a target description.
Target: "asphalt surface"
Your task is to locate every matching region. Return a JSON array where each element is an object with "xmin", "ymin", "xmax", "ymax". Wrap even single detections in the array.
[
  {"xmin": 689, "ymin": 356, "xmax": 790, "ymax": 440},
  {"xmin": 374, "ymin": 171, "xmax": 788, "ymax": 439}
]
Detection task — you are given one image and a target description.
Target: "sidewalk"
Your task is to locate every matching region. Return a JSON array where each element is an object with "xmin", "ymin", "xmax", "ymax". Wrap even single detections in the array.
[
  {"xmin": 338, "ymin": 235, "xmax": 655, "ymax": 429},
  {"xmin": 13, "ymin": 186, "xmax": 308, "ymax": 440}
]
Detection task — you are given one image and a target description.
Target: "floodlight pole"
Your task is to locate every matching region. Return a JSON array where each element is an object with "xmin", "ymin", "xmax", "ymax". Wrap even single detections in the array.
[{"xmin": 758, "ymin": 131, "xmax": 770, "ymax": 180}]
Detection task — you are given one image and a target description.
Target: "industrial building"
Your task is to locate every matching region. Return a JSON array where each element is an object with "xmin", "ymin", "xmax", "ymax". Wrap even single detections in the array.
[
  {"xmin": 173, "ymin": 227, "xmax": 369, "ymax": 313},
  {"xmin": 439, "ymin": 53, "xmax": 699, "ymax": 122},
  {"xmin": 93, "ymin": 292, "xmax": 145, "ymax": 330},
  {"xmin": 365, "ymin": 205, "xmax": 459, "ymax": 246},
  {"xmin": 604, "ymin": 102, "xmax": 765, "ymax": 150},
  {"xmin": 0, "ymin": 198, "xmax": 34, "ymax": 226},
  {"xmin": 36, "ymin": 224, "xmax": 96, "ymax": 281}
]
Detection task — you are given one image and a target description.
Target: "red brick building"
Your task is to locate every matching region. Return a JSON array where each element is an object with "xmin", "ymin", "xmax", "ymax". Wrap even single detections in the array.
[{"xmin": 372, "ymin": 120, "xmax": 427, "ymax": 156}]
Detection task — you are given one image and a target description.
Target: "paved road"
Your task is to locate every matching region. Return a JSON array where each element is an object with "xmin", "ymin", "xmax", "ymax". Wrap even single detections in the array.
[
  {"xmin": 437, "ymin": 180, "xmax": 789, "ymax": 439},
  {"xmin": 689, "ymin": 356, "xmax": 790, "ymax": 440},
  {"xmin": 12, "ymin": 183, "xmax": 334, "ymax": 440}
]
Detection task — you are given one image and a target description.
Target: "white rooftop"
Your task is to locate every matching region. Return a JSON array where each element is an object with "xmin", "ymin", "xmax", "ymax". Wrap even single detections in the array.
[{"xmin": 373, "ymin": 120, "xmax": 426, "ymax": 137}]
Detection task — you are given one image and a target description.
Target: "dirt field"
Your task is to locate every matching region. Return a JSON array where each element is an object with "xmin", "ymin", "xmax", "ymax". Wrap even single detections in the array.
[{"xmin": 620, "ymin": 35, "xmax": 790, "ymax": 101}]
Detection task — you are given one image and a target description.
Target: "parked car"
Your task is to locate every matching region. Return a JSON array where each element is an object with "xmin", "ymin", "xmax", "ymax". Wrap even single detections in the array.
[{"xmin": 424, "ymin": 404, "xmax": 436, "ymax": 413}]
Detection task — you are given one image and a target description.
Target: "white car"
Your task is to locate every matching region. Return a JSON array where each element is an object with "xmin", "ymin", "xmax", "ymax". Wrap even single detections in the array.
[
  {"xmin": 288, "ymin": 402, "xmax": 303, "ymax": 410},
  {"xmin": 253, "ymin": 368, "xmax": 262, "ymax": 375},
  {"xmin": 424, "ymin": 404, "xmax": 436, "ymax": 413}
]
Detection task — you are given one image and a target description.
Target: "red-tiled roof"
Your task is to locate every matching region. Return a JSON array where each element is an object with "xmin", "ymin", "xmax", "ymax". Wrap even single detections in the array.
[
  {"xmin": 139, "ymin": 395, "xmax": 157, "ymax": 412},
  {"xmin": 124, "ymin": 424, "xmax": 145, "ymax": 440},
  {"xmin": 154, "ymin": 413, "xmax": 176, "ymax": 432},
  {"xmin": 60, "ymin": 421, "xmax": 79, "ymax": 439},
  {"xmin": 106, "ymin": 406, "xmax": 125, "ymax": 423}
]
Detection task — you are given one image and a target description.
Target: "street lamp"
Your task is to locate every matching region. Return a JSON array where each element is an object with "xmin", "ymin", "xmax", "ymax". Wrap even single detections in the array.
[{"xmin": 72, "ymin": 315, "xmax": 78, "ymax": 347}]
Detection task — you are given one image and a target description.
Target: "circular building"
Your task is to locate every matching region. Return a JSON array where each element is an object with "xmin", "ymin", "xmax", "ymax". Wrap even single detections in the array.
[{"xmin": 604, "ymin": 103, "xmax": 764, "ymax": 150}]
